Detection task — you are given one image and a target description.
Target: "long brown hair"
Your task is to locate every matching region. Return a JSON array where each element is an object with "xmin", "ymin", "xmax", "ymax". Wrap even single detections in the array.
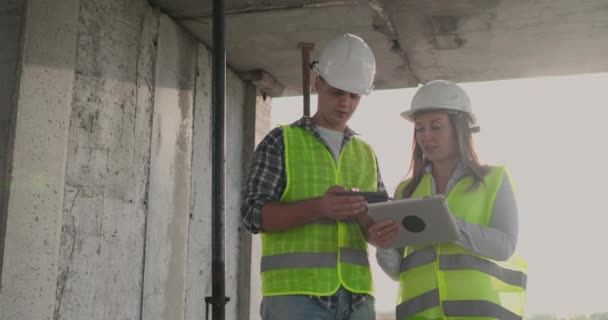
[{"xmin": 401, "ymin": 111, "xmax": 488, "ymax": 198}]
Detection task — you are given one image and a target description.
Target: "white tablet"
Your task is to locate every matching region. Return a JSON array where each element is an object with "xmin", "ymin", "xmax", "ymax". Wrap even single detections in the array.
[{"xmin": 367, "ymin": 195, "xmax": 461, "ymax": 248}]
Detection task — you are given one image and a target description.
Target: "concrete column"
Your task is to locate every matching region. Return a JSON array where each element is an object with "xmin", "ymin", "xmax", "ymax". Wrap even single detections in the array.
[
  {"xmin": 185, "ymin": 43, "xmax": 213, "ymax": 320},
  {"xmin": 240, "ymin": 86, "xmax": 272, "ymax": 320},
  {"xmin": 141, "ymin": 14, "xmax": 197, "ymax": 320},
  {"xmin": 225, "ymin": 66, "xmax": 248, "ymax": 320},
  {"xmin": 0, "ymin": 0, "xmax": 25, "ymax": 278},
  {"xmin": 0, "ymin": 0, "xmax": 79, "ymax": 319},
  {"xmin": 54, "ymin": 1, "xmax": 159, "ymax": 319}
]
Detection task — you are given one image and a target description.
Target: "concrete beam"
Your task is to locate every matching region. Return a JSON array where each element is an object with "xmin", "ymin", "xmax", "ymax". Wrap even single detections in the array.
[{"xmin": 240, "ymin": 70, "xmax": 285, "ymax": 97}]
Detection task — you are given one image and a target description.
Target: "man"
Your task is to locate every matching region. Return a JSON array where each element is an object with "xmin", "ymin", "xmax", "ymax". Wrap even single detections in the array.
[{"xmin": 241, "ymin": 34, "xmax": 399, "ymax": 320}]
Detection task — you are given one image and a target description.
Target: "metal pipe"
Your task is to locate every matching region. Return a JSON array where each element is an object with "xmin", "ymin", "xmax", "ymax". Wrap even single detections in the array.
[
  {"xmin": 299, "ymin": 43, "xmax": 314, "ymax": 116},
  {"xmin": 205, "ymin": 0, "xmax": 229, "ymax": 317}
]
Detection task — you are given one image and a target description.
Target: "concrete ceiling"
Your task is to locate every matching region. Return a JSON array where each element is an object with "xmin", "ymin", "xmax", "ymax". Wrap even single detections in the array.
[{"xmin": 151, "ymin": 0, "xmax": 608, "ymax": 96}]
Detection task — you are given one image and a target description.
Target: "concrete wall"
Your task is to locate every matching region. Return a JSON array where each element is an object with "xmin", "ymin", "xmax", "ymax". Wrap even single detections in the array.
[
  {"xmin": 0, "ymin": 0, "xmax": 25, "ymax": 277},
  {"xmin": 0, "ymin": 1, "xmax": 80, "ymax": 319},
  {"xmin": 0, "ymin": 0, "xmax": 266, "ymax": 319},
  {"xmin": 56, "ymin": 1, "xmax": 158, "ymax": 318},
  {"xmin": 141, "ymin": 13, "xmax": 196, "ymax": 320}
]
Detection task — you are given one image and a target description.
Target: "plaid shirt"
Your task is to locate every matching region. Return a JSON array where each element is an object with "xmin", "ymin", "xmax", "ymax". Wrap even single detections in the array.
[{"xmin": 240, "ymin": 116, "xmax": 386, "ymax": 309}]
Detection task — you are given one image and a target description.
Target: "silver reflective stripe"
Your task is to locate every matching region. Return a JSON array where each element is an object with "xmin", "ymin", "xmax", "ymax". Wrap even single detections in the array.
[
  {"xmin": 261, "ymin": 252, "xmax": 336, "ymax": 272},
  {"xmin": 443, "ymin": 300, "xmax": 522, "ymax": 320},
  {"xmin": 396, "ymin": 289, "xmax": 440, "ymax": 319},
  {"xmin": 439, "ymin": 254, "xmax": 527, "ymax": 288},
  {"xmin": 340, "ymin": 248, "xmax": 369, "ymax": 266},
  {"xmin": 400, "ymin": 247, "xmax": 437, "ymax": 273}
]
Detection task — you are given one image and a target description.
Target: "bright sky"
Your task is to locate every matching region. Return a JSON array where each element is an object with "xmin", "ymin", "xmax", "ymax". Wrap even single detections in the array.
[{"xmin": 270, "ymin": 72, "xmax": 608, "ymax": 317}]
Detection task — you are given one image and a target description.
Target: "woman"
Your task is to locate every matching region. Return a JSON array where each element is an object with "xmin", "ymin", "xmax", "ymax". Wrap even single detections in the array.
[{"xmin": 376, "ymin": 80, "xmax": 527, "ymax": 320}]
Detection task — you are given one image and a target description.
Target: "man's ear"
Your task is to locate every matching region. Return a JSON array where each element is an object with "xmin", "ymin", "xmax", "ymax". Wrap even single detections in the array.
[{"xmin": 314, "ymin": 76, "xmax": 322, "ymax": 93}]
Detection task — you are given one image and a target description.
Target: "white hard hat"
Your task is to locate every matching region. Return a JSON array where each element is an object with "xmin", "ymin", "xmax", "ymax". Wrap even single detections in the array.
[
  {"xmin": 312, "ymin": 34, "xmax": 376, "ymax": 95},
  {"xmin": 401, "ymin": 80, "xmax": 477, "ymax": 126}
]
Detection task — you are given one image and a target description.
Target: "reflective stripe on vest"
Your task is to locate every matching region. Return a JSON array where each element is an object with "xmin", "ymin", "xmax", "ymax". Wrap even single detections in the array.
[
  {"xmin": 261, "ymin": 125, "xmax": 377, "ymax": 296},
  {"xmin": 397, "ymin": 289, "xmax": 522, "ymax": 320},
  {"xmin": 399, "ymin": 247, "xmax": 526, "ymax": 289},
  {"xmin": 440, "ymin": 254, "xmax": 527, "ymax": 288},
  {"xmin": 261, "ymin": 248, "xmax": 369, "ymax": 272}
]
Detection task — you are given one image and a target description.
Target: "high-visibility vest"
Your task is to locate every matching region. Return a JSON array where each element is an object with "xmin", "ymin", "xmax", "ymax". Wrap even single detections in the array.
[
  {"xmin": 395, "ymin": 166, "xmax": 527, "ymax": 320},
  {"xmin": 261, "ymin": 125, "xmax": 377, "ymax": 296}
]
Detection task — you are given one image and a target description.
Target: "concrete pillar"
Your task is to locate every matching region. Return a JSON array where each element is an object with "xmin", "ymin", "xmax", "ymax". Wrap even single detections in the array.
[
  {"xmin": 0, "ymin": 0, "xmax": 80, "ymax": 319},
  {"xmin": 225, "ymin": 65, "xmax": 248, "ymax": 320},
  {"xmin": 141, "ymin": 14, "xmax": 197, "ymax": 320},
  {"xmin": 54, "ymin": 1, "xmax": 159, "ymax": 319},
  {"xmin": 0, "ymin": 0, "xmax": 25, "ymax": 278},
  {"xmin": 239, "ymin": 85, "xmax": 272, "ymax": 320},
  {"xmin": 185, "ymin": 43, "xmax": 213, "ymax": 320}
]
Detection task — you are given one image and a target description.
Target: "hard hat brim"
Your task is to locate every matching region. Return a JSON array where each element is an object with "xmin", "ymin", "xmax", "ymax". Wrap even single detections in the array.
[{"xmin": 400, "ymin": 107, "xmax": 477, "ymax": 125}]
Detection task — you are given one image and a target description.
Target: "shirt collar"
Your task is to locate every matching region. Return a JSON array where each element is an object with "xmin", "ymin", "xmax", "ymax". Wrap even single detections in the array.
[
  {"xmin": 291, "ymin": 116, "xmax": 359, "ymax": 138},
  {"xmin": 424, "ymin": 160, "xmax": 470, "ymax": 181}
]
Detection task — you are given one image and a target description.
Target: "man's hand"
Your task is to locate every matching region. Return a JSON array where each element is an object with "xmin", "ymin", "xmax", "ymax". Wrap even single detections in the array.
[
  {"xmin": 318, "ymin": 185, "xmax": 367, "ymax": 220},
  {"xmin": 365, "ymin": 220, "xmax": 401, "ymax": 249}
]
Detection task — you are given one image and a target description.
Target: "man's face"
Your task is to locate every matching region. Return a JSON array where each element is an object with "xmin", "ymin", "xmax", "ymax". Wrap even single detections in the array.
[{"xmin": 314, "ymin": 77, "xmax": 361, "ymax": 130}]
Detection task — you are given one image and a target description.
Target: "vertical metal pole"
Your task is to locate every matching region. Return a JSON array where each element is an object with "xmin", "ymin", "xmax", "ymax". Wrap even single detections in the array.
[
  {"xmin": 299, "ymin": 43, "xmax": 314, "ymax": 116},
  {"xmin": 206, "ymin": 0, "xmax": 229, "ymax": 317}
]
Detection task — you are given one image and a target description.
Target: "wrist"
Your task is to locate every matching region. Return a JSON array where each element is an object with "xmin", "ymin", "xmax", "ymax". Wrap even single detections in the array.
[{"xmin": 310, "ymin": 197, "xmax": 326, "ymax": 220}]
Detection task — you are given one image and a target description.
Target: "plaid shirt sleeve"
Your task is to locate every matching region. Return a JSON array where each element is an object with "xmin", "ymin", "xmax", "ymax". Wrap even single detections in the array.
[{"xmin": 240, "ymin": 127, "xmax": 286, "ymax": 234}]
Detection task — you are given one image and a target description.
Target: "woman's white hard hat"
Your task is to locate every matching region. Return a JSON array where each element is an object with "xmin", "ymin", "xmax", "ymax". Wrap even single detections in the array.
[
  {"xmin": 401, "ymin": 80, "xmax": 477, "ymax": 126},
  {"xmin": 312, "ymin": 34, "xmax": 376, "ymax": 95}
]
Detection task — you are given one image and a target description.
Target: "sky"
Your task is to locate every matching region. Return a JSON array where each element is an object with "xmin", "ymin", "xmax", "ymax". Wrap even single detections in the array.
[{"xmin": 270, "ymin": 72, "xmax": 608, "ymax": 317}]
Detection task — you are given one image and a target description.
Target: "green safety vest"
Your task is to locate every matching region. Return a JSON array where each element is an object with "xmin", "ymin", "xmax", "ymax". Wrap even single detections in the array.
[
  {"xmin": 261, "ymin": 125, "xmax": 377, "ymax": 296},
  {"xmin": 395, "ymin": 166, "xmax": 527, "ymax": 320}
]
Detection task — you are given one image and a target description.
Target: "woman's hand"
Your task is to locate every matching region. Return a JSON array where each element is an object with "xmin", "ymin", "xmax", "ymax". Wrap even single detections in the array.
[{"xmin": 365, "ymin": 220, "xmax": 401, "ymax": 249}]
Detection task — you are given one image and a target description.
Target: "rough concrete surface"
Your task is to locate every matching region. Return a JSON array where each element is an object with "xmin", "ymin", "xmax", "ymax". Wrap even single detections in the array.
[
  {"xmin": 0, "ymin": 0, "xmax": 24, "ymax": 280},
  {"xmin": 0, "ymin": 0, "xmax": 80, "ymax": 319},
  {"xmin": 157, "ymin": 0, "xmax": 608, "ymax": 95},
  {"xmin": 140, "ymin": 13, "xmax": 197, "ymax": 320},
  {"xmin": 55, "ymin": 0, "xmax": 159, "ymax": 319},
  {"xmin": 224, "ymin": 59, "xmax": 248, "ymax": 320},
  {"xmin": 1, "ymin": 1, "xmax": 257, "ymax": 319},
  {"xmin": 184, "ymin": 43, "xmax": 213, "ymax": 320}
]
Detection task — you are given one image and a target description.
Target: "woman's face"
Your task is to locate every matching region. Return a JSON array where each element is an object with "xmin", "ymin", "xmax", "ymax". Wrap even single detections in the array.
[{"xmin": 414, "ymin": 111, "xmax": 458, "ymax": 164}]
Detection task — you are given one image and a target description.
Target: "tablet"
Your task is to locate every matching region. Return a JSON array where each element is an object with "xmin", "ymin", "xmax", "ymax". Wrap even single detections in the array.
[{"xmin": 367, "ymin": 195, "xmax": 460, "ymax": 248}]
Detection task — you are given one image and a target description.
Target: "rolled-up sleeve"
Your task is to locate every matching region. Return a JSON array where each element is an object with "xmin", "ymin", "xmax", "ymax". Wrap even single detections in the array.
[{"xmin": 240, "ymin": 128, "xmax": 286, "ymax": 234}]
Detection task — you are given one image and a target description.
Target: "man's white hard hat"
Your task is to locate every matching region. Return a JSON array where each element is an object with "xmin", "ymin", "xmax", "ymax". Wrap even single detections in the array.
[
  {"xmin": 312, "ymin": 34, "xmax": 376, "ymax": 95},
  {"xmin": 401, "ymin": 80, "xmax": 477, "ymax": 126}
]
